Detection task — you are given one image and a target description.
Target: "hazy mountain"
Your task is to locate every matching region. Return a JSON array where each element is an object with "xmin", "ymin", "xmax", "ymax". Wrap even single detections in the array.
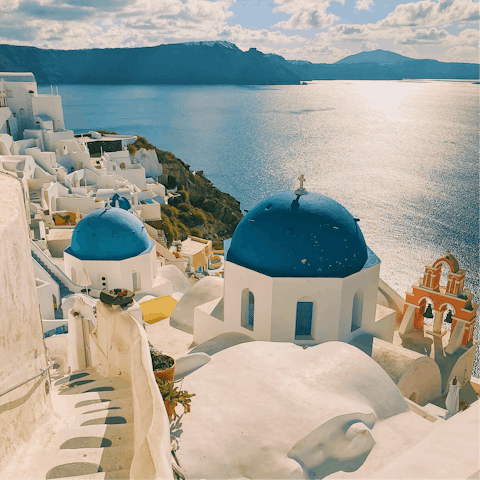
[
  {"xmin": 0, "ymin": 43, "xmax": 477, "ymax": 85},
  {"xmin": 334, "ymin": 50, "xmax": 415, "ymax": 65},
  {"xmin": 288, "ymin": 49, "xmax": 478, "ymax": 80},
  {"xmin": 0, "ymin": 42, "xmax": 301, "ymax": 85}
]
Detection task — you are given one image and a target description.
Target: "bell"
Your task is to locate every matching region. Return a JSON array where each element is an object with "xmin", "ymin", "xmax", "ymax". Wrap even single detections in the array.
[
  {"xmin": 444, "ymin": 310, "xmax": 453, "ymax": 324},
  {"xmin": 423, "ymin": 304, "xmax": 434, "ymax": 319}
]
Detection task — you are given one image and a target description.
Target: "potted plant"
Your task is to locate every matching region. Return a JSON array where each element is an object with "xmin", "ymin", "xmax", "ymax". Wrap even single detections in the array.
[
  {"xmin": 149, "ymin": 343, "xmax": 175, "ymax": 383},
  {"xmin": 156, "ymin": 377, "xmax": 195, "ymax": 421}
]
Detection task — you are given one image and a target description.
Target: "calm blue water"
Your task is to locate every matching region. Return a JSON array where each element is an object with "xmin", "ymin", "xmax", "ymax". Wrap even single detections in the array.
[{"xmin": 40, "ymin": 81, "xmax": 479, "ymax": 374}]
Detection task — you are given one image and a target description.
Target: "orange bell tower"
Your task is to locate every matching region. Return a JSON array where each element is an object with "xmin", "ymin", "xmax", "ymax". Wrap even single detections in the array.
[{"xmin": 400, "ymin": 252, "xmax": 477, "ymax": 353}]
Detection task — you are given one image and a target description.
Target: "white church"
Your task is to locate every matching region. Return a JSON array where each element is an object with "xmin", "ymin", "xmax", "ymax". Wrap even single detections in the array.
[
  {"xmin": 191, "ymin": 179, "xmax": 396, "ymax": 346},
  {"xmin": 64, "ymin": 205, "xmax": 172, "ymax": 297}
]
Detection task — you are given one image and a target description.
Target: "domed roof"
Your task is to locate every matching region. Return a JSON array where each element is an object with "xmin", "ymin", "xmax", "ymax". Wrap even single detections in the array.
[
  {"xmin": 69, "ymin": 207, "xmax": 151, "ymax": 261},
  {"xmin": 226, "ymin": 191, "xmax": 368, "ymax": 278}
]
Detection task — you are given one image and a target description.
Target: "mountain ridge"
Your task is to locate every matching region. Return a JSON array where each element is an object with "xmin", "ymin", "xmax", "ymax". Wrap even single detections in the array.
[{"xmin": 0, "ymin": 42, "xmax": 477, "ymax": 84}]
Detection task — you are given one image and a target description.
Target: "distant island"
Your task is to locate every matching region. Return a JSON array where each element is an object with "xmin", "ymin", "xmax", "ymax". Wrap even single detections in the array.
[{"xmin": 0, "ymin": 41, "xmax": 478, "ymax": 85}]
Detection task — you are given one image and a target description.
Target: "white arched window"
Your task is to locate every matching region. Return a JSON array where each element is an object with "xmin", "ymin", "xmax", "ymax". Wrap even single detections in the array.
[
  {"xmin": 295, "ymin": 299, "xmax": 314, "ymax": 339},
  {"xmin": 351, "ymin": 289, "xmax": 364, "ymax": 332},
  {"xmin": 132, "ymin": 270, "xmax": 141, "ymax": 291},
  {"xmin": 241, "ymin": 289, "xmax": 254, "ymax": 330},
  {"xmin": 71, "ymin": 267, "xmax": 77, "ymax": 284}
]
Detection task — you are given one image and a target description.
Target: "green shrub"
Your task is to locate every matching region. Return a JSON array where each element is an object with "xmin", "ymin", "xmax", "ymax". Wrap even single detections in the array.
[
  {"xmin": 162, "ymin": 205, "xmax": 179, "ymax": 218},
  {"xmin": 165, "ymin": 175, "xmax": 177, "ymax": 190},
  {"xmin": 190, "ymin": 228, "xmax": 203, "ymax": 238},
  {"xmin": 177, "ymin": 203, "xmax": 191, "ymax": 212},
  {"xmin": 178, "ymin": 189, "xmax": 189, "ymax": 202},
  {"xmin": 202, "ymin": 198, "xmax": 218, "ymax": 213}
]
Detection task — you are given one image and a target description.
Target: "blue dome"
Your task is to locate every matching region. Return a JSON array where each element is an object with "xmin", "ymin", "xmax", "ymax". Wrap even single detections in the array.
[
  {"xmin": 226, "ymin": 191, "xmax": 368, "ymax": 278},
  {"xmin": 109, "ymin": 193, "xmax": 132, "ymax": 211},
  {"xmin": 69, "ymin": 207, "xmax": 151, "ymax": 261}
]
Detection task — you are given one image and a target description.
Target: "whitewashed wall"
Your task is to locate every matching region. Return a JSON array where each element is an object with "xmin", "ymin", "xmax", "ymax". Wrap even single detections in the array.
[{"xmin": 0, "ymin": 173, "xmax": 51, "ymax": 472}]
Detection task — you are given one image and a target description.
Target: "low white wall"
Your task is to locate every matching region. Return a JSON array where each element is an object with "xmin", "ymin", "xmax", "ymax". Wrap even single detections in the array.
[
  {"xmin": 194, "ymin": 298, "xmax": 227, "ymax": 345},
  {"xmin": 447, "ymin": 345, "xmax": 477, "ymax": 391},
  {"xmin": 32, "ymin": 259, "xmax": 60, "ymax": 309},
  {"xmin": 91, "ymin": 301, "xmax": 173, "ymax": 479},
  {"xmin": 37, "ymin": 279, "xmax": 55, "ymax": 319},
  {"xmin": 56, "ymin": 196, "xmax": 103, "ymax": 214}
]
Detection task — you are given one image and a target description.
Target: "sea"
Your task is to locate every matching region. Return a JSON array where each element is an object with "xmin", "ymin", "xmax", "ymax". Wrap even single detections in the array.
[{"xmin": 39, "ymin": 80, "xmax": 479, "ymax": 375}]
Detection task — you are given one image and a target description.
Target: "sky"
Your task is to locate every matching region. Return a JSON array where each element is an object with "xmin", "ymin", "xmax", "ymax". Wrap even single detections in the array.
[{"xmin": 0, "ymin": 0, "xmax": 478, "ymax": 63}]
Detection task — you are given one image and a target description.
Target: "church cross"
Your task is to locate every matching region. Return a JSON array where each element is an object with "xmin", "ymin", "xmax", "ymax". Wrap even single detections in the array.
[{"xmin": 298, "ymin": 174, "xmax": 306, "ymax": 190}]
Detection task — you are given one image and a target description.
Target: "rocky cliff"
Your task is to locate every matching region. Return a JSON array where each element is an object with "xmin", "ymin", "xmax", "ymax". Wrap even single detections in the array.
[{"xmin": 125, "ymin": 134, "xmax": 243, "ymax": 248}]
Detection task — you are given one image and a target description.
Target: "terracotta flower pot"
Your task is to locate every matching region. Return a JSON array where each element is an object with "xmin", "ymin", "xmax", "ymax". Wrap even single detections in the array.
[{"xmin": 153, "ymin": 357, "xmax": 176, "ymax": 384}]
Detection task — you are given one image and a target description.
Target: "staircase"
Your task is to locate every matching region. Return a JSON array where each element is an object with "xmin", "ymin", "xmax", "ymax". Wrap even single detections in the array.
[
  {"xmin": 29, "ymin": 189, "xmax": 43, "ymax": 204},
  {"xmin": 2, "ymin": 367, "xmax": 136, "ymax": 480},
  {"xmin": 31, "ymin": 250, "xmax": 74, "ymax": 313},
  {"xmin": 158, "ymin": 231, "xmax": 168, "ymax": 248},
  {"xmin": 29, "ymin": 239, "xmax": 103, "ymax": 302}
]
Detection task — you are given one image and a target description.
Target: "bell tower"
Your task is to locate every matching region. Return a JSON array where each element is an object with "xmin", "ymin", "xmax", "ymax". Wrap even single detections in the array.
[{"xmin": 400, "ymin": 252, "xmax": 477, "ymax": 354}]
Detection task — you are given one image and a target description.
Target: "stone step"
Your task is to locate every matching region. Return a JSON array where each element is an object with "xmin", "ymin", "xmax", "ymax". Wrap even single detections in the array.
[
  {"xmin": 52, "ymin": 383, "xmax": 133, "ymax": 412},
  {"xmin": 74, "ymin": 404, "xmax": 134, "ymax": 427},
  {"xmin": 46, "ymin": 424, "xmax": 134, "ymax": 451},
  {"xmin": 104, "ymin": 469, "xmax": 130, "ymax": 479},
  {"xmin": 49, "ymin": 473, "xmax": 106, "ymax": 480},
  {"xmin": 73, "ymin": 396, "xmax": 133, "ymax": 416},
  {"xmin": 36, "ymin": 445, "xmax": 133, "ymax": 480}
]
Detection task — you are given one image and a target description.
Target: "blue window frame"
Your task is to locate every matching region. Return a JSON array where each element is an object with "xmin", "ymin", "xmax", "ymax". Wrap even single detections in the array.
[
  {"xmin": 248, "ymin": 292, "xmax": 254, "ymax": 327},
  {"xmin": 296, "ymin": 302, "xmax": 313, "ymax": 337}
]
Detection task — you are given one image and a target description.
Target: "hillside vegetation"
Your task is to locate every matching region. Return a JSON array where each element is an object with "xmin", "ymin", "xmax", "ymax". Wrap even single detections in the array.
[{"xmin": 120, "ymin": 134, "xmax": 243, "ymax": 249}]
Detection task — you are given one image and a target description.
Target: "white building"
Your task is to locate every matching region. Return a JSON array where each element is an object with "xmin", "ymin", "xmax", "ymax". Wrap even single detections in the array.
[
  {"xmin": 64, "ymin": 205, "xmax": 172, "ymax": 298},
  {"xmin": 192, "ymin": 188, "xmax": 396, "ymax": 346},
  {"xmin": 0, "ymin": 73, "xmax": 65, "ymax": 138}
]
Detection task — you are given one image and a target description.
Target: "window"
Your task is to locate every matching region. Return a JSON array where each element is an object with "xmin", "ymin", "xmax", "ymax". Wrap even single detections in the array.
[
  {"xmin": 296, "ymin": 301, "xmax": 313, "ymax": 338},
  {"xmin": 351, "ymin": 289, "xmax": 364, "ymax": 332},
  {"xmin": 120, "ymin": 162, "xmax": 126, "ymax": 170},
  {"xmin": 241, "ymin": 289, "xmax": 254, "ymax": 330},
  {"xmin": 71, "ymin": 268, "xmax": 77, "ymax": 284},
  {"xmin": 132, "ymin": 270, "xmax": 141, "ymax": 291},
  {"xmin": 62, "ymin": 145, "xmax": 68, "ymax": 155}
]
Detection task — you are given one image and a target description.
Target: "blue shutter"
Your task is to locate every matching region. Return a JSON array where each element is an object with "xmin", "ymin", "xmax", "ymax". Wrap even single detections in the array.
[
  {"xmin": 296, "ymin": 302, "xmax": 313, "ymax": 336},
  {"xmin": 248, "ymin": 291, "xmax": 254, "ymax": 327}
]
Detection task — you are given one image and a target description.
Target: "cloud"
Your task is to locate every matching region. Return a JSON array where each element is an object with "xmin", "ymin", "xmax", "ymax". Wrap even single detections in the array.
[
  {"xmin": 355, "ymin": 0, "xmax": 375, "ymax": 11},
  {"xmin": 360, "ymin": 41, "xmax": 380, "ymax": 50},
  {"xmin": 218, "ymin": 25, "xmax": 306, "ymax": 47},
  {"xmin": 272, "ymin": 0, "xmax": 342, "ymax": 30},
  {"xmin": 379, "ymin": 0, "xmax": 479, "ymax": 27},
  {"xmin": 444, "ymin": 45, "xmax": 479, "ymax": 61},
  {"xmin": 267, "ymin": 44, "xmax": 353, "ymax": 62},
  {"xmin": 397, "ymin": 27, "xmax": 449, "ymax": 43}
]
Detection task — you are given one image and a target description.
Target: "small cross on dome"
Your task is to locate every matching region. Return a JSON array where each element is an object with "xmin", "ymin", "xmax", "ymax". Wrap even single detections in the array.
[
  {"xmin": 298, "ymin": 174, "xmax": 305, "ymax": 189},
  {"xmin": 295, "ymin": 173, "xmax": 308, "ymax": 196}
]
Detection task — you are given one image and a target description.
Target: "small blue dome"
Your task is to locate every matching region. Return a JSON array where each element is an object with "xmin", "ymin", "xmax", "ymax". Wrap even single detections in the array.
[
  {"xmin": 227, "ymin": 191, "xmax": 368, "ymax": 278},
  {"xmin": 109, "ymin": 193, "xmax": 132, "ymax": 211},
  {"xmin": 69, "ymin": 207, "xmax": 151, "ymax": 261}
]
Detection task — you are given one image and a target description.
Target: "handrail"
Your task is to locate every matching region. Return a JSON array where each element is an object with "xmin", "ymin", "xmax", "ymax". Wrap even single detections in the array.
[
  {"xmin": 0, "ymin": 363, "xmax": 53, "ymax": 397},
  {"xmin": 30, "ymin": 239, "xmax": 102, "ymax": 297},
  {"xmin": 30, "ymin": 239, "xmax": 80, "ymax": 292}
]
